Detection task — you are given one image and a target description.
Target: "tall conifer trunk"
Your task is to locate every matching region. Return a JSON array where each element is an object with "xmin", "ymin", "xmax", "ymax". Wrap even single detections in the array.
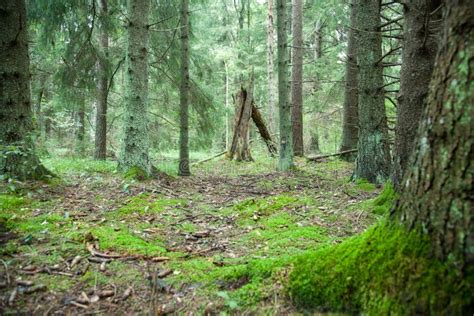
[
  {"xmin": 394, "ymin": 0, "xmax": 473, "ymax": 269},
  {"xmin": 352, "ymin": 0, "xmax": 391, "ymax": 183},
  {"xmin": 339, "ymin": 0, "xmax": 358, "ymax": 161},
  {"xmin": 179, "ymin": 0, "xmax": 191, "ymax": 176},
  {"xmin": 392, "ymin": 0, "xmax": 441, "ymax": 188},
  {"xmin": 0, "ymin": 0, "xmax": 49, "ymax": 180},
  {"xmin": 266, "ymin": 0, "xmax": 277, "ymax": 134},
  {"xmin": 291, "ymin": 0, "xmax": 304, "ymax": 156},
  {"xmin": 118, "ymin": 0, "xmax": 151, "ymax": 175},
  {"xmin": 94, "ymin": 0, "xmax": 109, "ymax": 160},
  {"xmin": 277, "ymin": 0, "xmax": 293, "ymax": 171}
]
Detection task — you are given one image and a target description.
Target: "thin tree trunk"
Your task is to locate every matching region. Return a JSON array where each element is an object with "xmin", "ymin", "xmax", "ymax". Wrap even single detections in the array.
[
  {"xmin": 352, "ymin": 0, "xmax": 391, "ymax": 183},
  {"xmin": 0, "ymin": 0, "xmax": 49, "ymax": 180},
  {"xmin": 339, "ymin": 0, "xmax": 358, "ymax": 161},
  {"xmin": 179, "ymin": 0, "xmax": 190, "ymax": 176},
  {"xmin": 118, "ymin": 0, "xmax": 151, "ymax": 175},
  {"xmin": 267, "ymin": 0, "xmax": 277, "ymax": 134},
  {"xmin": 314, "ymin": 18, "xmax": 322, "ymax": 60},
  {"xmin": 277, "ymin": 0, "xmax": 293, "ymax": 171},
  {"xmin": 94, "ymin": 0, "xmax": 109, "ymax": 160},
  {"xmin": 392, "ymin": 0, "xmax": 441, "ymax": 188},
  {"xmin": 291, "ymin": 0, "xmax": 304, "ymax": 156},
  {"xmin": 76, "ymin": 95, "xmax": 86, "ymax": 157},
  {"xmin": 394, "ymin": 0, "xmax": 473, "ymax": 280}
]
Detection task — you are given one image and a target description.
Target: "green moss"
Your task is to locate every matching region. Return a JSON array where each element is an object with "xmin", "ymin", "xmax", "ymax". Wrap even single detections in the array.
[
  {"xmin": 114, "ymin": 193, "xmax": 182, "ymax": 218},
  {"xmin": 372, "ymin": 183, "xmax": 397, "ymax": 215},
  {"xmin": 287, "ymin": 221, "xmax": 473, "ymax": 314},
  {"xmin": 123, "ymin": 166, "xmax": 149, "ymax": 180},
  {"xmin": 0, "ymin": 194, "xmax": 27, "ymax": 212},
  {"xmin": 42, "ymin": 158, "xmax": 115, "ymax": 175},
  {"xmin": 354, "ymin": 178, "xmax": 376, "ymax": 192},
  {"xmin": 81, "ymin": 269, "xmax": 110, "ymax": 287},
  {"xmin": 89, "ymin": 225, "xmax": 166, "ymax": 256}
]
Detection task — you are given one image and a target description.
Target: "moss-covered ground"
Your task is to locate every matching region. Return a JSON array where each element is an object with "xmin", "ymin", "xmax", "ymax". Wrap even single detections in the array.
[{"xmin": 2, "ymin": 155, "xmax": 462, "ymax": 314}]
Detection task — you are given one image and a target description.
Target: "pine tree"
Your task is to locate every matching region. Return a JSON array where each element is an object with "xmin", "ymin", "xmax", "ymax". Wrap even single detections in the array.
[
  {"xmin": 118, "ymin": 0, "xmax": 152, "ymax": 176},
  {"xmin": 277, "ymin": 0, "xmax": 293, "ymax": 171},
  {"xmin": 0, "ymin": 0, "xmax": 50, "ymax": 180},
  {"xmin": 291, "ymin": 0, "xmax": 304, "ymax": 156}
]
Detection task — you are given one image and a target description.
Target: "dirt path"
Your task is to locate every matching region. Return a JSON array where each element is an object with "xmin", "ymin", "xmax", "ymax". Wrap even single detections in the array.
[{"xmin": 0, "ymin": 159, "xmax": 380, "ymax": 314}]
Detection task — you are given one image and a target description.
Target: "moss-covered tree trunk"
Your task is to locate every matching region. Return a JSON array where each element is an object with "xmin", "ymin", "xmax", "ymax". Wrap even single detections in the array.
[
  {"xmin": 94, "ymin": 0, "xmax": 109, "ymax": 160},
  {"xmin": 277, "ymin": 0, "xmax": 293, "ymax": 171},
  {"xmin": 0, "ymin": 0, "xmax": 50, "ymax": 180},
  {"xmin": 352, "ymin": 0, "xmax": 391, "ymax": 183},
  {"xmin": 339, "ymin": 0, "xmax": 358, "ymax": 161},
  {"xmin": 392, "ymin": 0, "xmax": 441, "ymax": 188},
  {"xmin": 178, "ymin": 0, "xmax": 191, "ymax": 176},
  {"xmin": 291, "ymin": 0, "xmax": 304, "ymax": 157},
  {"xmin": 118, "ymin": 0, "xmax": 151, "ymax": 176},
  {"xmin": 394, "ymin": 0, "xmax": 473, "ymax": 270}
]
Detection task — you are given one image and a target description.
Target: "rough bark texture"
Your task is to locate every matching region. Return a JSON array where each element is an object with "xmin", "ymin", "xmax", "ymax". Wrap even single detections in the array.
[
  {"xmin": 94, "ymin": 0, "xmax": 109, "ymax": 160},
  {"xmin": 229, "ymin": 85, "xmax": 254, "ymax": 161},
  {"xmin": 314, "ymin": 18, "xmax": 323, "ymax": 60},
  {"xmin": 394, "ymin": 1, "xmax": 473, "ymax": 269},
  {"xmin": 118, "ymin": 0, "xmax": 151, "ymax": 175},
  {"xmin": 352, "ymin": 0, "xmax": 391, "ymax": 184},
  {"xmin": 267, "ymin": 0, "xmax": 277, "ymax": 134},
  {"xmin": 277, "ymin": 0, "xmax": 293, "ymax": 171},
  {"xmin": 291, "ymin": 0, "xmax": 304, "ymax": 156},
  {"xmin": 178, "ymin": 0, "xmax": 190, "ymax": 176},
  {"xmin": 392, "ymin": 0, "xmax": 441, "ymax": 188},
  {"xmin": 0, "ymin": 0, "xmax": 49, "ymax": 180},
  {"xmin": 339, "ymin": 0, "xmax": 358, "ymax": 161}
]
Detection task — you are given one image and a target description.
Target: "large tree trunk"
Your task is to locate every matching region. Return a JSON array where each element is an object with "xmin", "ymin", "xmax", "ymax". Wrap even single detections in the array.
[
  {"xmin": 394, "ymin": 0, "xmax": 474, "ymax": 270},
  {"xmin": 118, "ymin": 0, "xmax": 151, "ymax": 175},
  {"xmin": 178, "ymin": 0, "xmax": 191, "ymax": 176},
  {"xmin": 266, "ymin": 0, "xmax": 277, "ymax": 134},
  {"xmin": 277, "ymin": 0, "xmax": 293, "ymax": 171},
  {"xmin": 291, "ymin": 0, "xmax": 304, "ymax": 157},
  {"xmin": 392, "ymin": 0, "xmax": 441, "ymax": 188},
  {"xmin": 352, "ymin": 0, "xmax": 391, "ymax": 183},
  {"xmin": 0, "ymin": 0, "xmax": 49, "ymax": 180},
  {"xmin": 339, "ymin": 0, "xmax": 358, "ymax": 161},
  {"xmin": 94, "ymin": 0, "xmax": 109, "ymax": 160}
]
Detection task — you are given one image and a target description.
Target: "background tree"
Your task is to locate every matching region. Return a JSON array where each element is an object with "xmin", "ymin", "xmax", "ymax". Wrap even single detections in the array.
[
  {"xmin": 352, "ymin": 0, "xmax": 391, "ymax": 183},
  {"xmin": 94, "ymin": 0, "xmax": 110, "ymax": 160},
  {"xmin": 392, "ymin": 0, "xmax": 441, "ymax": 188},
  {"xmin": 291, "ymin": 0, "xmax": 304, "ymax": 156},
  {"xmin": 179, "ymin": 0, "xmax": 191, "ymax": 176},
  {"xmin": 277, "ymin": 0, "xmax": 293, "ymax": 171},
  {"xmin": 267, "ymin": 0, "xmax": 277, "ymax": 134},
  {"xmin": 339, "ymin": 0, "xmax": 358, "ymax": 161},
  {"xmin": 118, "ymin": 0, "xmax": 152, "ymax": 175},
  {"xmin": 0, "ymin": 0, "xmax": 50, "ymax": 180}
]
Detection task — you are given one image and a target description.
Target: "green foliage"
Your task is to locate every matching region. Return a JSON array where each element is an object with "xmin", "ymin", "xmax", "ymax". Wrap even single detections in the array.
[
  {"xmin": 287, "ymin": 222, "xmax": 473, "ymax": 314},
  {"xmin": 42, "ymin": 158, "xmax": 115, "ymax": 175}
]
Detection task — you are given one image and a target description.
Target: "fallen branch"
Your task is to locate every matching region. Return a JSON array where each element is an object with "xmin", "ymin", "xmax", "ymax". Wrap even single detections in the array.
[
  {"xmin": 307, "ymin": 149, "xmax": 357, "ymax": 161},
  {"xmin": 191, "ymin": 151, "xmax": 227, "ymax": 166}
]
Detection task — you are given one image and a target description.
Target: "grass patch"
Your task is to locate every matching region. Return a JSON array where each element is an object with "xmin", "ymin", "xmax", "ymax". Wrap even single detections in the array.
[
  {"xmin": 114, "ymin": 193, "xmax": 183, "ymax": 218},
  {"xmin": 42, "ymin": 158, "xmax": 116, "ymax": 175}
]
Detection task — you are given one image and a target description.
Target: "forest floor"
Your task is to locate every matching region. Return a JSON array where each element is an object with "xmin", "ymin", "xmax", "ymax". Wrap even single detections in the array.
[{"xmin": 0, "ymin": 156, "xmax": 384, "ymax": 315}]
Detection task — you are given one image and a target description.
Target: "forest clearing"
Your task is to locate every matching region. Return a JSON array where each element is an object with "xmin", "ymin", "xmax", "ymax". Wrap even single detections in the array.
[{"xmin": 0, "ymin": 0, "xmax": 472, "ymax": 314}]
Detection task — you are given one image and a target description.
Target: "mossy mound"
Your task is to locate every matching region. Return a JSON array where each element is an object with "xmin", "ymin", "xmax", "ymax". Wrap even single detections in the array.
[{"xmin": 287, "ymin": 221, "xmax": 473, "ymax": 314}]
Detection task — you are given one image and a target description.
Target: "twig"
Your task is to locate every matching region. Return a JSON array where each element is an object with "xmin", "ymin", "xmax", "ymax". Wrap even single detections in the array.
[{"xmin": 307, "ymin": 149, "xmax": 357, "ymax": 161}]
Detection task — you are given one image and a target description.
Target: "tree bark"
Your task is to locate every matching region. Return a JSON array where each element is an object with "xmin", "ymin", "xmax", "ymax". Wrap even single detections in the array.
[
  {"xmin": 76, "ymin": 95, "xmax": 86, "ymax": 157},
  {"xmin": 94, "ymin": 0, "xmax": 109, "ymax": 160},
  {"xmin": 394, "ymin": 0, "xmax": 473, "ymax": 276},
  {"xmin": 251, "ymin": 103, "xmax": 277, "ymax": 156},
  {"xmin": 291, "ymin": 0, "xmax": 304, "ymax": 156},
  {"xmin": 118, "ymin": 0, "xmax": 151, "ymax": 175},
  {"xmin": 0, "ymin": 0, "xmax": 50, "ymax": 180},
  {"xmin": 277, "ymin": 0, "xmax": 293, "ymax": 171},
  {"xmin": 179, "ymin": 0, "xmax": 191, "ymax": 176},
  {"xmin": 267, "ymin": 0, "xmax": 277, "ymax": 134},
  {"xmin": 392, "ymin": 0, "xmax": 441, "ymax": 188},
  {"xmin": 339, "ymin": 0, "xmax": 358, "ymax": 161},
  {"xmin": 352, "ymin": 0, "xmax": 391, "ymax": 184},
  {"xmin": 229, "ymin": 84, "xmax": 254, "ymax": 161}
]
